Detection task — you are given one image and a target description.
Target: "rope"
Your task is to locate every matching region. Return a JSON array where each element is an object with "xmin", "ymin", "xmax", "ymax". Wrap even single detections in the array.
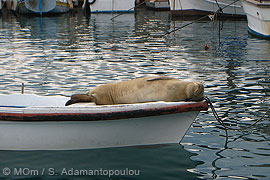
[
  {"xmin": 204, "ymin": 96, "xmax": 270, "ymax": 134},
  {"xmin": 213, "ymin": 0, "xmax": 225, "ymax": 46},
  {"xmin": 110, "ymin": 1, "xmax": 146, "ymax": 20},
  {"xmin": 161, "ymin": 15, "xmax": 207, "ymax": 37},
  {"xmin": 161, "ymin": 0, "xmax": 241, "ymax": 37},
  {"xmin": 214, "ymin": 0, "xmax": 222, "ymax": 12}
]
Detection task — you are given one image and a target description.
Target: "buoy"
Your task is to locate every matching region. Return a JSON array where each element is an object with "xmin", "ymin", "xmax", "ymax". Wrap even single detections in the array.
[{"xmin": 204, "ymin": 44, "xmax": 210, "ymax": 51}]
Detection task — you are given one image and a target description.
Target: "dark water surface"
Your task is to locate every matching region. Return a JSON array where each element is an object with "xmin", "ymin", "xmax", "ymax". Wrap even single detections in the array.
[{"xmin": 0, "ymin": 9, "xmax": 270, "ymax": 180}]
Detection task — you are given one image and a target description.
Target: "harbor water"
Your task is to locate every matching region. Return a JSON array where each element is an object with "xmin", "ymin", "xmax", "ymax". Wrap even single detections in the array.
[{"xmin": 0, "ymin": 9, "xmax": 270, "ymax": 180}]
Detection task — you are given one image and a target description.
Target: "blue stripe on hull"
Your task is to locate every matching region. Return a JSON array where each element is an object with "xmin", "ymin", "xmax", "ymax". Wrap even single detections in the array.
[{"xmin": 248, "ymin": 26, "xmax": 270, "ymax": 39}]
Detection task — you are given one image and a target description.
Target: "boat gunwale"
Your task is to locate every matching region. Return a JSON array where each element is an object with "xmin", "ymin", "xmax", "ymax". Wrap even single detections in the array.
[{"xmin": 0, "ymin": 101, "xmax": 208, "ymax": 122}]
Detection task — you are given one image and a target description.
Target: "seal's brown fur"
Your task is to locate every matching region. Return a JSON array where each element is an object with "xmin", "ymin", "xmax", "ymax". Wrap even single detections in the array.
[{"xmin": 65, "ymin": 77, "xmax": 204, "ymax": 106}]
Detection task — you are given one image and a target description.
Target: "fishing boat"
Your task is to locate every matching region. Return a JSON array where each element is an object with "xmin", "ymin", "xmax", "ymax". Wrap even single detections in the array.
[
  {"xmin": 168, "ymin": 0, "xmax": 246, "ymax": 18},
  {"xmin": 82, "ymin": 0, "xmax": 135, "ymax": 13},
  {"xmin": 145, "ymin": 0, "xmax": 170, "ymax": 10},
  {"xmin": 0, "ymin": 94, "xmax": 208, "ymax": 150},
  {"xmin": 241, "ymin": 0, "xmax": 270, "ymax": 39},
  {"xmin": 12, "ymin": 0, "xmax": 73, "ymax": 15}
]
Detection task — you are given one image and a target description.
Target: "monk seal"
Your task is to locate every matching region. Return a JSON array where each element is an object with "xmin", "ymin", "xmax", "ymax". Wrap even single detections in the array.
[{"xmin": 65, "ymin": 76, "xmax": 204, "ymax": 106}]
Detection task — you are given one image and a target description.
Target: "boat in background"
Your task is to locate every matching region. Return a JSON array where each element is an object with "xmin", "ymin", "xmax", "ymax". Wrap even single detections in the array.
[
  {"xmin": 169, "ymin": 0, "xmax": 245, "ymax": 18},
  {"xmin": 0, "ymin": 0, "xmax": 2, "ymax": 11},
  {"xmin": 83, "ymin": 0, "xmax": 135, "ymax": 13},
  {"xmin": 241, "ymin": 0, "xmax": 270, "ymax": 39},
  {"xmin": 0, "ymin": 94, "xmax": 208, "ymax": 150},
  {"xmin": 11, "ymin": 0, "xmax": 73, "ymax": 15},
  {"xmin": 145, "ymin": 0, "xmax": 170, "ymax": 11}
]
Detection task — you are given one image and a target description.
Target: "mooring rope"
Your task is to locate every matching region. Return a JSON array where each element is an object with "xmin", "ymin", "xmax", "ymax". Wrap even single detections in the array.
[
  {"xmin": 110, "ymin": 0, "xmax": 146, "ymax": 20},
  {"xmin": 161, "ymin": 0, "xmax": 241, "ymax": 37},
  {"xmin": 204, "ymin": 96, "xmax": 270, "ymax": 137}
]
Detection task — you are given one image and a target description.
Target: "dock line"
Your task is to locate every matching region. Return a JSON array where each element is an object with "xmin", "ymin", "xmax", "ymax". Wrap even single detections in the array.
[
  {"xmin": 160, "ymin": 0, "xmax": 241, "ymax": 37},
  {"xmin": 110, "ymin": 1, "xmax": 146, "ymax": 21},
  {"xmin": 205, "ymin": 96, "xmax": 270, "ymax": 139}
]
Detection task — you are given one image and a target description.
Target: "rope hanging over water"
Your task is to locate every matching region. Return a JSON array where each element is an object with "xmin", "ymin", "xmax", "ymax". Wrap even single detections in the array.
[
  {"xmin": 161, "ymin": 0, "xmax": 241, "ymax": 37},
  {"xmin": 204, "ymin": 96, "xmax": 270, "ymax": 138},
  {"xmin": 110, "ymin": 1, "xmax": 146, "ymax": 20}
]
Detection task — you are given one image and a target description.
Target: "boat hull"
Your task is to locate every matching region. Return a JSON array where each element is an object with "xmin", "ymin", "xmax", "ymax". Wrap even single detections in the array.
[
  {"xmin": 16, "ymin": 0, "xmax": 70, "ymax": 14},
  {"xmin": 145, "ymin": 0, "xmax": 170, "ymax": 10},
  {"xmin": 242, "ymin": 0, "xmax": 270, "ymax": 39},
  {"xmin": 0, "ymin": 111, "xmax": 199, "ymax": 150},
  {"xmin": 169, "ymin": 0, "xmax": 245, "ymax": 18},
  {"xmin": 0, "ymin": 94, "xmax": 208, "ymax": 150},
  {"xmin": 89, "ymin": 0, "xmax": 135, "ymax": 13}
]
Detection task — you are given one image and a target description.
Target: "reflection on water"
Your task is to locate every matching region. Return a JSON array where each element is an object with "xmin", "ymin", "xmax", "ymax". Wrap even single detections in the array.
[
  {"xmin": 0, "ymin": 9, "xmax": 270, "ymax": 180},
  {"xmin": 0, "ymin": 144, "xmax": 201, "ymax": 180}
]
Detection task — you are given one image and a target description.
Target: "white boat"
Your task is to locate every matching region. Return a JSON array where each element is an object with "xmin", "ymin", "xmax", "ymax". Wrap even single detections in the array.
[
  {"xmin": 0, "ymin": 94, "xmax": 208, "ymax": 150},
  {"xmin": 83, "ymin": 0, "xmax": 135, "ymax": 13},
  {"xmin": 145, "ymin": 0, "xmax": 170, "ymax": 10},
  {"xmin": 13, "ymin": 0, "xmax": 72, "ymax": 15},
  {"xmin": 241, "ymin": 0, "xmax": 270, "ymax": 39},
  {"xmin": 168, "ymin": 0, "xmax": 245, "ymax": 18}
]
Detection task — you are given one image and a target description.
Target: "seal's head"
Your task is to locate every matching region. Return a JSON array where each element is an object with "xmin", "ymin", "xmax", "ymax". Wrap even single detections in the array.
[
  {"xmin": 65, "ymin": 94, "xmax": 95, "ymax": 106},
  {"xmin": 186, "ymin": 82, "xmax": 204, "ymax": 101}
]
